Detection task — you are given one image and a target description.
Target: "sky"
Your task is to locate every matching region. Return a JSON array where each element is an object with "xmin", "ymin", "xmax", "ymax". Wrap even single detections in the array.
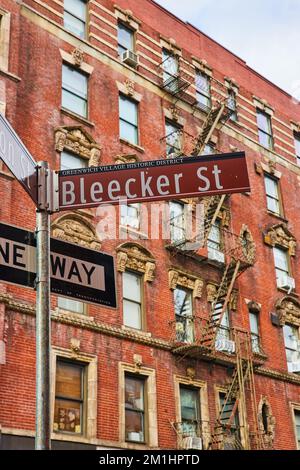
[{"xmin": 154, "ymin": 0, "xmax": 300, "ymax": 100}]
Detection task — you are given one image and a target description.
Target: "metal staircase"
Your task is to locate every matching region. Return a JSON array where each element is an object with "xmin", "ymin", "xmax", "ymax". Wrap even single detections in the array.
[{"xmin": 209, "ymin": 330, "xmax": 262, "ymax": 450}]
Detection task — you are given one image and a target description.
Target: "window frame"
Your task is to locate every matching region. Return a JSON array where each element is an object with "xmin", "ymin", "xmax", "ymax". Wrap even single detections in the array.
[
  {"xmin": 60, "ymin": 149, "xmax": 88, "ymax": 171},
  {"xmin": 264, "ymin": 174, "xmax": 283, "ymax": 217},
  {"xmin": 63, "ymin": 0, "xmax": 88, "ymax": 39},
  {"xmin": 273, "ymin": 246, "xmax": 291, "ymax": 287},
  {"xmin": 249, "ymin": 310, "xmax": 261, "ymax": 354},
  {"xmin": 257, "ymin": 109, "xmax": 273, "ymax": 149},
  {"xmin": 227, "ymin": 89, "xmax": 238, "ymax": 121},
  {"xmin": 179, "ymin": 384, "xmax": 201, "ymax": 437},
  {"xmin": 195, "ymin": 70, "xmax": 211, "ymax": 110},
  {"xmin": 283, "ymin": 323, "xmax": 300, "ymax": 372},
  {"xmin": 122, "ymin": 270, "xmax": 144, "ymax": 330},
  {"xmin": 169, "ymin": 200, "xmax": 185, "ymax": 243},
  {"xmin": 53, "ymin": 358, "xmax": 86, "ymax": 436},
  {"xmin": 173, "ymin": 286, "xmax": 194, "ymax": 343},
  {"xmin": 119, "ymin": 94, "xmax": 139, "ymax": 145},
  {"xmin": 124, "ymin": 373, "xmax": 147, "ymax": 444},
  {"xmin": 207, "ymin": 218, "xmax": 222, "ymax": 252},
  {"xmin": 291, "ymin": 405, "xmax": 300, "ymax": 450},
  {"xmin": 61, "ymin": 63, "xmax": 88, "ymax": 118},
  {"xmin": 117, "ymin": 21, "xmax": 135, "ymax": 57},
  {"xmin": 294, "ymin": 132, "xmax": 300, "ymax": 166},
  {"xmin": 165, "ymin": 119, "xmax": 182, "ymax": 157},
  {"xmin": 120, "ymin": 203, "xmax": 141, "ymax": 230}
]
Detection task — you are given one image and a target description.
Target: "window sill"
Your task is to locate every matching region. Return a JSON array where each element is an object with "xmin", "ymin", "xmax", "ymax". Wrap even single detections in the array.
[
  {"xmin": 51, "ymin": 431, "xmax": 97, "ymax": 445},
  {"xmin": 55, "ymin": 307, "xmax": 94, "ymax": 322},
  {"xmin": 119, "ymin": 225, "xmax": 148, "ymax": 240},
  {"xmin": 121, "ymin": 325, "xmax": 152, "ymax": 337},
  {"xmin": 61, "ymin": 107, "xmax": 95, "ymax": 127},
  {"xmin": 120, "ymin": 138, "xmax": 145, "ymax": 153},
  {"xmin": 266, "ymin": 211, "xmax": 288, "ymax": 223},
  {"xmin": 0, "ymin": 68, "xmax": 21, "ymax": 83}
]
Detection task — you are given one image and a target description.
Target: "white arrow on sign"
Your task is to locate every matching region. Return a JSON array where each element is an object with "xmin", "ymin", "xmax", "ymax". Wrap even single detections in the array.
[{"xmin": 0, "ymin": 113, "xmax": 38, "ymax": 203}]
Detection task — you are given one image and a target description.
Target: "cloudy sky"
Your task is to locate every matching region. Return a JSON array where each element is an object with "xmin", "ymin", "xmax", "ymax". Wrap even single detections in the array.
[{"xmin": 155, "ymin": 0, "xmax": 300, "ymax": 99}]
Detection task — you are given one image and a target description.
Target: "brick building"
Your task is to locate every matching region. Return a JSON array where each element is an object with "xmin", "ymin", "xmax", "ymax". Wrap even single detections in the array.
[{"xmin": 0, "ymin": 0, "xmax": 300, "ymax": 450}]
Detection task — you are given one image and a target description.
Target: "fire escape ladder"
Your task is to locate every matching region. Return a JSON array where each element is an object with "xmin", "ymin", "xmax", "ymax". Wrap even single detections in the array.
[
  {"xmin": 203, "ymin": 194, "xmax": 226, "ymax": 245},
  {"xmin": 209, "ymin": 331, "xmax": 262, "ymax": 450},
  {"xmin": 192, "ymin": 103, "xmax": 225, "ymax": 156}
]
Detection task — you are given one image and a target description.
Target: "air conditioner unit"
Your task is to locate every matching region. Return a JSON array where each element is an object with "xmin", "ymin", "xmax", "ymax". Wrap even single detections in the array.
[
  {"xmin": 215, "ymin": 338, "xmax": 235, "ymax": 354},
  {"xmin": 277, "ymin": 274, "xmax": 295, "ymax": 292},
  {"xmin": 182, "ymin": 436, "xmax": 202, "ymax": 450},
  {"xmin": 122, "ymin": 50, "xmax": 138, "ymax": 67},
  {"xmin": 208, "ymin": 247, "xmax": 225, "ymax": 264},
  {"xmin": 288, "ymin": 362, "xmax": 300, "ymax": 373}
]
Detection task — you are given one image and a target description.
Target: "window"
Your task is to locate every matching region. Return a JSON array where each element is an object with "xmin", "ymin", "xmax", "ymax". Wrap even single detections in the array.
[
  {"xmin": 219, "ymin": 393, "xmax": 241, "ymax": 447},
  {"xmin": 273, "ymin": 247, "xmax": 290, "ymax": 287},
  {"xmin": 264, "ymin": 175, "xmax": 281, "ymax": 215},
  {"xmin": 283, "ymin": 324, "xmax": 300, "ymax": 373},
  {"xmin": 58, "ymin": 297, "xmax": 85, "ymax": 314},
  {"xmin": 60, "ymin": 150, "xmax": 88, "ymax": 171},
  {"xmin": 125, "ymin": 375, "xmax": 146, "ymax": 443},
  {"xmin": 170, "ymin": 201, "xmax": 185, "ymax": 242},
  {"xmin": 249, "ymin": 311, "xmax": 260, "ymax": 353},
  {"xmin": 180, "ymin": 386, "xmax": 200, "ymax": 436},
  {"xmin": 54, "ymin": 359, "xmax": 85, "ymax": 434},
  {"xmin": 118, "ymin": 22, "xmax": 134, "ymax": 56},
  {"xmin": 165, "ymin": 121, "xmax": 182, "ymax": 157},
  {"xmin": 294, "ymin": 410, "xmax": 300, "ymax": 449},
  {"xmin": 195, "ymin": 71, "xmax": 211, "ymax": 110},
  {"xmin": 294, "ymin": 132, "xmax": 300, "ymax": 166},
  {"xmin": 162, "ymin": 49, "xmax": 179, "ymax": 91},
  {"xmin": 123, "ymin": 271, "xmax": 142, "ymax": 330},
  {"xmin": 227, "ymin": 90, "xmax": 237, "ymax": 121},
  {"xmin": 119, "ymin": 95, "xmax": 138, "ymax": 145},
  {"xmin": 64, "ymin": 0, "xmax": 87, "ymax": 39},
  {"xmin": 215, "ymin": 305, "xmax": 231, "ymax": 345},
  {"xmin": 201, "ymin": 143, "xmax": 215, "ymax": 156},
  {"xmin": 120, "ymin": 203, "xmax": 140, "ymax": 230},
  {"xmin": 174, "ymin": 287, "xmax": 194, "ymax": 343},
  {"xmin": 207, "ymin": 219, "xmax": 221, "ymax": 251},
  {"xmin": 62, "ymin": 64, "xmax": 88, "ymax": 117},
  {"xmin": 257, "ymin": 110, "xmax": 273, "ymax": 149}
]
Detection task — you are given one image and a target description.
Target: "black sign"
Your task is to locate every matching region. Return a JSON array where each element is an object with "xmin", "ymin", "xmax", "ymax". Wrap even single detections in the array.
[{"xmin": 0, "ymin": 222, "xmax": 116, "ymax": 308}]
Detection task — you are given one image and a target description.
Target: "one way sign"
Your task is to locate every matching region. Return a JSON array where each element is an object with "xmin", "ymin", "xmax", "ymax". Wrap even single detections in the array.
[{"xmin": 0, "ymin": 222, "xmax": 116, "ymax": 308}]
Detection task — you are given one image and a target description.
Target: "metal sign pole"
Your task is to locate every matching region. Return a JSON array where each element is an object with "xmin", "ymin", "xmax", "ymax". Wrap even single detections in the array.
[{"xmin": 35, "ymin": 161, "xmax": 51, "ymax": 450}]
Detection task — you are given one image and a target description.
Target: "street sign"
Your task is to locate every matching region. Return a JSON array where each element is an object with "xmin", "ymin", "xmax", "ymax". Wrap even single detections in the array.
[
  {"xmin": 0, "ymin": 113, "xmax": 38, "ymax": 203},
  {"xmin": 58, "ymin": 152, "xmax": 250, "ymax": 211},
  {"xmin": 0, "ymin": 222, "xmax": 117, "ymax": 308}
]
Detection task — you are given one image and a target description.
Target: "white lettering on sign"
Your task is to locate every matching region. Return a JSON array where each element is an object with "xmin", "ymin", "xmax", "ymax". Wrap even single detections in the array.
[{"xmin": 50, "ymin": 252, "xmax": 105, "ymax": 291}]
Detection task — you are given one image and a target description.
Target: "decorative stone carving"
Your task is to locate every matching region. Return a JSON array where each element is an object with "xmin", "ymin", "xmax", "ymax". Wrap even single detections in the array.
[
  {"xmin": 52, "ymin": 214, "xmax": 101, "ymax": 250},
  {"xmin": 72, "ymin": 47, "xmax": 84, "ymax": 67},
  {"xmin": 54, "ymin": 126, "xmax": 101, "ymax": 166},
  {"xmin": 117, "ymin": 243, "xmax": 156, "ymax": 282},
  {"xmin": 170, "ymin": 105, "xmax": 179, "ymax": 122},
  {"xmin": 239, "ymin": 225, "xmax": 256, "ymax": 264},
  {"xmin": 114, "ymin": 154, "xmax": 139, "ymax": 165},
  {"xmin": 264, "ymin": 223, "xmax": 296, "ymax": 256},
  {"xmin": 257, "ymin": 397, "xmax": 276, "ymax": 449},
  {"xmin": 70, "ymin": 338, "xmax": 80, "ymax": 354},
  {"xmin": 169, "ymin": 269, "xmax": 203, "ymax": 299},
  {"xmin": 206, "ymin": 283, "xmax": 217, "ymax": 303},
  {"xmin": 125, "ymin": 79, "xmax": 135, "ymax": 96},
  {"xmin": 229, "ymin": 291, "xmax": 238, "ymax": 311},
  {"xmin": 276, "ymin": 296, "xmax": 300, "ymax": 327},
  {"xmin": 220, "ymin": 208, "xmax": 230, "ymax": 228},
  {"xmin": 247, "ymin": 300, "xmax": 261, "ymax": 313},
  {"xmin": 186, "ymin": 367, "xmax": 196, "ymax": 380},
  {"xmin": 133, "ymin": 354, "xmax": 143, "ymax": 368}
]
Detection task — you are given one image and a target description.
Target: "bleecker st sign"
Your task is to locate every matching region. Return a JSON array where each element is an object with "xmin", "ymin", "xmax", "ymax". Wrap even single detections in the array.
[
  {"xmin": 0, "ymin": 223, "xmax": 116, "ymax": 308},
  {"xmin": 58, "ymin": 152, "xmax": 250, "ymax": 211}
]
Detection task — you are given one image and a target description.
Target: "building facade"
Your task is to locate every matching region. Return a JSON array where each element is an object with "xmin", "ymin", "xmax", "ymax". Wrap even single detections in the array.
[{"xmin": 0, "ymin": 0, "xmax": 300, "ymax": 450}]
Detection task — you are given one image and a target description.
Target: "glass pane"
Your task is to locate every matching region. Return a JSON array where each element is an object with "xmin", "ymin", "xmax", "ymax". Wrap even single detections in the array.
[
  {"xmin": 283, "ymin": 324, "xmax": 298, "ymax": 350},
  {"xmin": 64, "ymin": 12, "xmax": 85, "ymax": 38},
  {"xmin": 118, "ymin": 23, "xmax": 134, "ymax": 51},
  {"xmin": 125, "ymin": 376, "xmax": 144, "ymax": 410},
  {"xmin": 123, "ymin": 300, "xmax": 141, "ymax": 329},
  {"xmin": 258, "ymin": 130, "xmax": 272, "ymax": 148},
  {"xmin": 56, "ymin": 361, "xmax": 82, "ymax": 399},
  {"xmin": 162, "ymin": 50, "xmax": 178, "ymax": 75},
  {"xmin": 251, "ymin": 334, "xmax": 260, "ymax": 353},
  {"xmin": 257, "ymin": 111, "xmax": 271, "ymax": 133},
  {"xmin": 174, "ymin": 288, "xmax": 192, "ymax": 317},
  {"xmin": 267, "ymin": 196, "xmax": 280, "ymax": 214},
  {"xmin": 208, "ymin": 222, "xmax": 221, "ymax": 249},
  {"xmin": 54, "ymin": 399, "xmax": 82, "ymax": 433},
  {"xmin": 62, "ymin": 89, "xmax": 87, "ymax": 117},
  {"xmin": 123, "ymin": 272, "xmax": 141, "ymax": 302},
  {"xmin": 58, "ymin": 296, "xmax": 84, "ymax": 313},
  {"xmin": 273, "ymin": 247, "xmax": 289, "ymax": 271},
  {"xmin": 119, "ymin": 95, "xmax": 138, "ymax": 125},
  {"xmin": 264, "ymin": 176, "xmax": 279, "ymax": 198},
  {"xmin": 295, "ymin": 135, "xmax": 300, "ymax": 158},
  {"xmin": 120, "ymin": 120, "xmax": 138, "ymax": 144},
  {"xmin": 65, "ymin": 0, "xmax": 86, "ymax": 20},
  {"xmin": 196, "ymin": 72, "xmax": 210, "ymax": 96},
  {"xmin": 196, "ymin": 91, "xmax": 210, "ymax": 109},
  {"xmin": 180, "ymin": 387, "xmax": 199, "ymax": 422},
  {"xmin": 201, "ymin": 144, "xmax": 214, "ymax": 155},
  {"xmin": 249, "ymin": 312, "xmax": 259, "ymax": 335},
  {"xmin": 61, "ymin": 151, "xmax": 87, "ymax": 170},
  {"xmin": 62, "ymin": 65, "xmax": 87, "ymax": 98},
  {"xmin": 121, "ymin": 204, "xmax": 140, "ymax": 228},
  {"xmin": 125, "ymin": 410, "xmax": 144, "ymax": 441}
]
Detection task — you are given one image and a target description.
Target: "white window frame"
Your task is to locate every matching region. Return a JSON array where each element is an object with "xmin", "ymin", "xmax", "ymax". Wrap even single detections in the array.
[
  {"xmin": 122, "ymin": 271, "xmax": 143, "ymax": 330},
  {"xmin": 264, "ymin": 174, "xmax": 282, "ymax": 216},
  {"xmin": 294, "ymin": 132, "xmax": 300, "ymax": 166},
  {"xmin": 63, "ymin": 0, "xmax": 87, "ymax": 39},
  {"xmin": 170, "ymin": 201, "xmax": 185, "ymax": 242},
  {"xmin": 119, "ymin": 94, "xmax": 139, "ymax": 145},
  {"xmin": 257, "ymin": 109, "xmax": 273, "ymax": 149},
  {"xmin": 273, "ymin": 246, "xmax": 290, "ymax": 288},
  {"xmin": 61, "ymin": 63, "xmax": 88, "ymax": 118},
  {"xmin": 195, "ymin": 70, "xmax": 211, "ymax": 110}
]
